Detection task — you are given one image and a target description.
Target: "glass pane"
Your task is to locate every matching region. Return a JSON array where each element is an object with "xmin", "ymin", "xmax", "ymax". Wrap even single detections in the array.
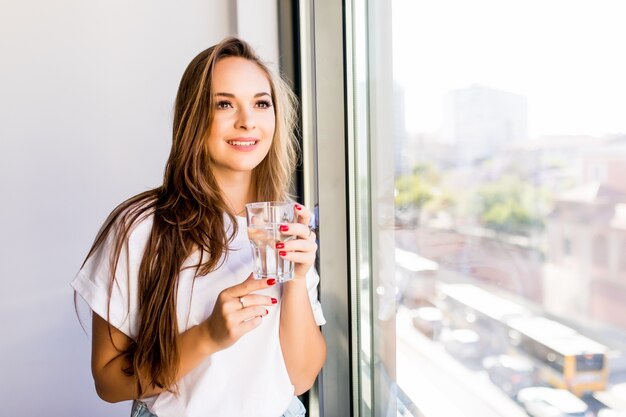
[
  {"xmin": 352, "ymin": 0, "xmax": 626, "ymax": 416},
  {"xmin": 352, "ymin": 0, "xmax": 373, "ymax": 414}
]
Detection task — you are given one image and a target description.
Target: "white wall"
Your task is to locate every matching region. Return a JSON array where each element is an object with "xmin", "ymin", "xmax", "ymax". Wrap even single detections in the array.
[
  {"xmin": 0, "ymin": 1, "xmax": 235, "ymax": 415},
  {"xmin": 235, "ymin": 0, "xmax": 279, "ymax": 72}
]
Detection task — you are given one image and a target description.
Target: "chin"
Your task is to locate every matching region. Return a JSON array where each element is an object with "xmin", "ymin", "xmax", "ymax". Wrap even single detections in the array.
[
  {"xmin": 235, "ymin": 160, "xmax": 265, "ymax": 172},
  {"xmin": 213, "ymin": 153, "xmax": 269, "ymax": 174}
]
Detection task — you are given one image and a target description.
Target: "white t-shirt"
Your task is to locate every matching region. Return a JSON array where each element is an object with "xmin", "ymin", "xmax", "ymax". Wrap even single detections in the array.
[{"xmin": 72, "ymin": 213, "xmax": 326, "ymax": 417}]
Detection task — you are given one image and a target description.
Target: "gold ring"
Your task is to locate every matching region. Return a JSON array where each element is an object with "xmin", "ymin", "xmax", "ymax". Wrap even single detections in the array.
[{"xmin": 239, "ymin": 296, "xmax": 246, "ymax": 309}]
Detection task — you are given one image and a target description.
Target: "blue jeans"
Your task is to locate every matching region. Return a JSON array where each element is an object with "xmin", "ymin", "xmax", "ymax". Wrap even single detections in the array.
[{"xmin": 130, "ymin": 396, "xmax": 306, "ymax": 417}]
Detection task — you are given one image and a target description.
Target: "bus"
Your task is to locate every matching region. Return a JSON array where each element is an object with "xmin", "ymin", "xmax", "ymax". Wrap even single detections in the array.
[
  {"xmin": 439, "ymin": 284, "xmax": 609, "ymax": 395},
  {"xmin": 439, "ymin": 283, "xmax": 532, "ymax": 353},
  {"xmin": 507, "ymin": 316, "xmax": 608, "ymax": 396}
]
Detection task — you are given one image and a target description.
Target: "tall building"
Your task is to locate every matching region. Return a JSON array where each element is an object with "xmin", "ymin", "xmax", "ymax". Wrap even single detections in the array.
[
  {"xmin": 442, "ymin": 85, "xmax": 528, "ymax": 163},
  {"xmin": 543, "ymin": 138, "xmax": 626, "ymax": 334}
]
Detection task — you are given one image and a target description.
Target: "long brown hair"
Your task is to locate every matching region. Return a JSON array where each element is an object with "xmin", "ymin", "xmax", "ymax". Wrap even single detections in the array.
[{"xmin": 82, "ymin": 37, "xmax": 298, "ymax": 395}]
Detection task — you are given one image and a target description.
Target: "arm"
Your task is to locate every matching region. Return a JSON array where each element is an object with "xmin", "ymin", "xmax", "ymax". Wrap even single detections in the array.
[
  {"xmin": 278, "ymin": 204, "xmax": 327, "ymax": 394},
  {"xmin": 91, "ymin": 313, "xmax": 216, "ymax": 402},
  {"xmin": 91, "ymin": 275, "xmax": 277, "ymax": 402},
  {"xmin": 280, "ymin": 279, "xmax": 327, "ymax": 395}
]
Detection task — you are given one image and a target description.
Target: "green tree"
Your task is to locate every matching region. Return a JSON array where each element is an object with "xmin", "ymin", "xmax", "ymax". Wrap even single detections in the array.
[
  {"xmin": 395, "ymin": 174, "xmax": 433, "ymax": 209},
  {"xmin": 475, "ymin": 176, "xmax": 545, "ymax": 235},
  {"xmin": 394, "ymin": 163, "xmax": 444, "ymax": 226}
]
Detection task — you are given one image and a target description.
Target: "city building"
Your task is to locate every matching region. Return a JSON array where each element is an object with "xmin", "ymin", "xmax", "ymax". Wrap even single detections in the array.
[{"xmin": 442, "ymin": 85, "xmax": 528, "ymax": 163}]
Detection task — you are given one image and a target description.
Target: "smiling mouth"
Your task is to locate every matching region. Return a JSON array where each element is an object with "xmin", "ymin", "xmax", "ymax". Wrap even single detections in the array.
[{"xmin": 226, "ymin": 139, "xmax": 259, "ymax": 146}]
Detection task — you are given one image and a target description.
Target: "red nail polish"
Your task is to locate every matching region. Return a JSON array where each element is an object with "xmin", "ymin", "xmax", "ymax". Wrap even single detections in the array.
[
  {"xmin": 295, "ymin": 204, "xmax": 302, "ymax": 211},
  {"xmin": 276, "ymin": 242, "xmax": 285, "ymax": 249},
  {"xmin": 265, "ymin": 309, "xmax": 269, "ymax": 315},
  {"xmin": 279, "ymin": 251, "xmax": 287, "ymax": 256},
  {"xmin": 279, "ymin": 224, "xmax": 289, "ymax": 232},
  {"xmin": 267, "ymin": 278, "xmax": 276, "ymax": 285},
  {"xmin": 271, "ymin": 297, "xmax": 278, "ymax": 304}
]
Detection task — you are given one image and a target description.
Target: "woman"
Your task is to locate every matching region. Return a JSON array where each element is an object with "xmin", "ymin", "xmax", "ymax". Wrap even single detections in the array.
[{"xmin": 72, "ymin": 37, "xmax": 326, "ymax": 417}]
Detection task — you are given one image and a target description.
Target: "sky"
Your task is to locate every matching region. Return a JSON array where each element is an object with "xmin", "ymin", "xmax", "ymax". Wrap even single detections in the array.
[{"xmin": 391, "ymin": 0, "xmax": 626, "ymax": 138}]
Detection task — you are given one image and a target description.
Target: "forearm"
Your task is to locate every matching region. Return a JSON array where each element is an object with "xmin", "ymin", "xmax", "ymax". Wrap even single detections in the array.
[
  {"xmin": 279, "ymin": 278, "xmax": 326, "ymax": 395},
  {"xmin": 94, "ymin": 322, "xmax": 217, "ymax": 402}
]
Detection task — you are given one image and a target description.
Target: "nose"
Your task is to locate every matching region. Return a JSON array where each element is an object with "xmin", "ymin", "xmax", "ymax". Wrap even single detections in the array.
[{"xmin": 235, "ymin": 107, "xmax": 255, "ymax": 130}]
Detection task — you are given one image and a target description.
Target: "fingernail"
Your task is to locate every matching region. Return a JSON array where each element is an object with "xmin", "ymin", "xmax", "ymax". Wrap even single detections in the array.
[
  {"xmin": 279, "ymin": 224, "xmax": 289, "ymax": 232},
  {"xmin": 265, "ymin": 309, "xmax": 269, "ymax": 315},
  {"xmin": 271, "ymin": 297, "xmax": 278, "ymax": 304},
  {"xmin": 295, "ymin": 204, "xmax": 302, "ymax": 211},
  {"xmin": 276, "ymin": 242, "xmax": 285, "ymax": 249},
  {"xmin": 279, "ymin": 251, "xmax": 287, "ymax": 256},
  {"xmin": 267, "ymin": 278, "xmax": 276, "ymax": 285}
]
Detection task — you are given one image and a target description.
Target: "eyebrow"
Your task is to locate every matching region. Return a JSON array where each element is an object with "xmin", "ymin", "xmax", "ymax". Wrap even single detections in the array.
[{"xmin": 215, "ymin": 92, "xmax": 271, "ymax": 98}]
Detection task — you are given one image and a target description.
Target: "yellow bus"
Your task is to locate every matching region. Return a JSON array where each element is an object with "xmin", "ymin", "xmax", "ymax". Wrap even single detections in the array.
[
  {"xmin": 507, "ymin": 316, "xmax": 609, "ymax": 396},
  {"xmin": 439, "ymin": 284, "xmax": 609, "ymax": 396}
]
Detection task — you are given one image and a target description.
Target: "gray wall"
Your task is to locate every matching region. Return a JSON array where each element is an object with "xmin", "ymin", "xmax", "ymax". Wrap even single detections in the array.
[{"xmin": 0, "ymin": 1, "xmax": 238, "ymax": 415}]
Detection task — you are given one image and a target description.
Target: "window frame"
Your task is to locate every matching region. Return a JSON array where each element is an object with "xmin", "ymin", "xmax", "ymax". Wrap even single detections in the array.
[{"xmin": 298, "ymin": 0, "xmax": 355, "ymax": 416}]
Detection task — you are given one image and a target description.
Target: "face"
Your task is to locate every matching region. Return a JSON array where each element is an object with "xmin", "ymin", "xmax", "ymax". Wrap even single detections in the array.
[{"xmin": 206, "ymin": 56, "xmax": 276, "ymax": 179}]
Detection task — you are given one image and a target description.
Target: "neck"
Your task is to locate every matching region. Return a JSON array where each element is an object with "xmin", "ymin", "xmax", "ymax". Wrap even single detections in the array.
[{"xmin": 214, "ymin": 170, "xmax": 255, "ymax": 215}]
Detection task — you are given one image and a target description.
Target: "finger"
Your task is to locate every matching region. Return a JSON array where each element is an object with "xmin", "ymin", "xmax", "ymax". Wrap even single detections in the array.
[
  {"xmin": 238, "ymin": 316, "xmax": 263, "ymax": 334},
  {"xmin": 225, "ymin": 273, "xmax": 277, "ymax": 298},
  {"xmin": 278, "ymin": 223, "xmax": 313, "ymax": 240},
  {"xmin": 247, "ymin": 226, "xmax": 269, "ymax": 243},
  {"xmin": 276, "ymin": 238, "xmax": 317, "ymax": 253},
  {"xmin": 294, "ymin": 203, "xmax": 312, "ymax": 226},
  {"xmin": 235, "ymin": 294, "xmax": 278, "ymax": 308},
  {"xmin": 279, "ymin": 250, "xmax": 316, "ymax": 264},
  {"xmin": 233, "ymin": 305, "xmax": 269, "ymax": 323},
  {"xmin": 251, "ymin": 214, "xmax": 264, "ymax": 226}
]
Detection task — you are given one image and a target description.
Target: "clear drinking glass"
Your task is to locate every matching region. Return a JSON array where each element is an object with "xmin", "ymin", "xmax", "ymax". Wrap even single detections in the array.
[{"xmin": 245, "ymin": 201, "xmax": 295, "ymax": 282}]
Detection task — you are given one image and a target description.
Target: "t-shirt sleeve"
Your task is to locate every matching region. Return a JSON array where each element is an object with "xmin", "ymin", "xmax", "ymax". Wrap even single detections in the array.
[
  {"xmin": 306, "ymin": 266, "xmax": 326, "ymax": 326},
  {"xmin": 71, "ymin": 218, "xmax": 151, "ymax": 338}
]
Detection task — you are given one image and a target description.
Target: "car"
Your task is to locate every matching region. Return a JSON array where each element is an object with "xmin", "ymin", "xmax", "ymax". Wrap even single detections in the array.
[
  {"xmin": 597, "ymin": 409, "xmax": 626, "ymax": 417},
  {"xmin": 439, "ymin": 328, "xmax": 482, "ymax": 359},
  {"xmin": 517, "ymin": 387, "xmax": 593, "ymax": 417},
  {"xmin": 482, "ymin": 354, "xmax": 536, "ymax": 396},
  {"xmin": 409, "ymin": 306, "xmax": 444, "ymax": 339}
]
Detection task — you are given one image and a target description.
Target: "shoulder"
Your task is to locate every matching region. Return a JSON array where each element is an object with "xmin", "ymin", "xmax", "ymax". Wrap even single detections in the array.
[{"xmin": 109, "ymin": 193, "xmax": 157, "ymax": 239}]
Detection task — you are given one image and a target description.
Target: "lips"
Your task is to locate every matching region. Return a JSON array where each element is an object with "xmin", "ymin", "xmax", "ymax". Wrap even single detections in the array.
[{"xmin": 226, "ymin": 137, "xmax": 260, "ymax": 151}]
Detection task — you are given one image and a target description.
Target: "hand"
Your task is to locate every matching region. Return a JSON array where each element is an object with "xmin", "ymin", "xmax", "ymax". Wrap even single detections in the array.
[
  {"xmin": 204, "ymin": 273, "xmax": 277, "ymax": 351},
  {"xmin": 276, "ymin": 203, "xmax": 317, "ymax": 280}
]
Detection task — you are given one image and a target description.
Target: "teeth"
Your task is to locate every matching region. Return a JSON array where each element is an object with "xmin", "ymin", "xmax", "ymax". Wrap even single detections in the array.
[{"xmin": 228, "ymin": 140, "xmax": 256, "ymax": 146}]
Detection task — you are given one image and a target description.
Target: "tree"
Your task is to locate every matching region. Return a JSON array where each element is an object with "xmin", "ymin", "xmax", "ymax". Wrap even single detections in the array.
[
  {"xmin": 394, "ymin": 163, "xmax": 443, "ymax": 226},
  {"xmin": 475, "ymin": 176, "xmax": 545, "ymax": 235}
]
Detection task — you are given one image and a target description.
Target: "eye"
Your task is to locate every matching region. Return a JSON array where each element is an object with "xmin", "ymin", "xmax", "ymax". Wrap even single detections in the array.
[
  {"xmin": 216, "ymin": 100, "xmax": 233, "ymax": 110},
  {"xmin": 256, "ymin": 100, "xmax": 273, "ymax": 109}
]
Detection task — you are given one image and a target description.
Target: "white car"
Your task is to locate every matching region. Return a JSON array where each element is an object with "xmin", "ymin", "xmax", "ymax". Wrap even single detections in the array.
[
  {"xmin": 410, "ymin": 306, "xmax": 444, "ymax": 339},
  {"xmin": 597, "ymin": 409, "xmax": 626, "ymax": 417},
  {"xmin": 517, "ymin": 387, "xmax": 592, "ymax": 417},
  {"xmin": 439, "ymin": 328, "xmax": 482, "ymax": 359},
  {"xmin": 482, "ymin": 354, "xmax": 536, "ymax": 396}
]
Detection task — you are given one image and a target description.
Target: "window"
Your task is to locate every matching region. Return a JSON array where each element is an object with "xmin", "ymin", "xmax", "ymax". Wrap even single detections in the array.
[
  {"xmin": 563, "ymin": 237, "xmax": 572, "ymax": 257},
  {"xmin": 319, "ymin": 0, "xmax": 626, "ymax": 415}
]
